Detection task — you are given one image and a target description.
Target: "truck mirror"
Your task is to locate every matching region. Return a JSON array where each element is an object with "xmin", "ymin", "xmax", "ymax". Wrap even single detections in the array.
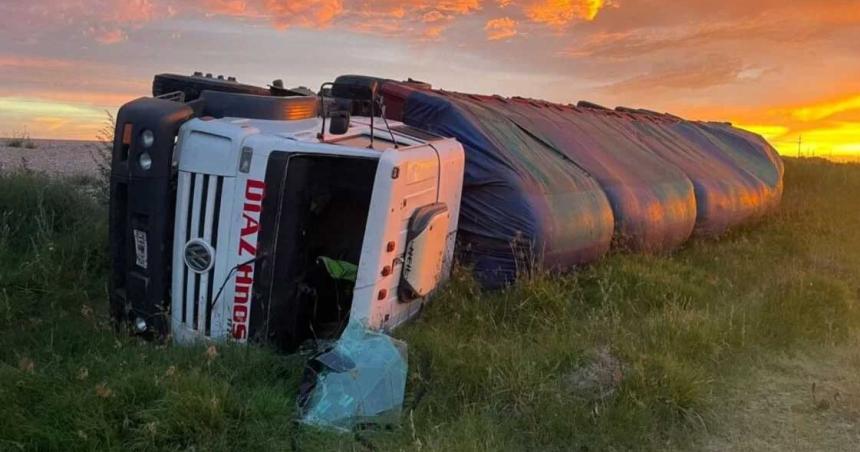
[
  {"xmin": 329, "ymin": 111, "xmax": 350, "ymax": 135},
  {"xmin": 399, "ymin": 203, "xmax": 450, "ymax": 302}
]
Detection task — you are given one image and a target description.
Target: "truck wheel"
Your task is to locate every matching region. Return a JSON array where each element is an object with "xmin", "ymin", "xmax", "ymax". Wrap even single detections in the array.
[
  {"xmin": 153, "ymin": 73, "xmax": 271, "ymax": 101},
  {"xmin": 332, "ymin": 75, "xmax": 389, "ymax": 117}
]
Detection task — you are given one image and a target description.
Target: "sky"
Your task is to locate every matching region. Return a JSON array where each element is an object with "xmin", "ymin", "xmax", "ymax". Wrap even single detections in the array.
[{"xmin": 1, "ymin": 0, "xmax": 859, "ymax": 156}]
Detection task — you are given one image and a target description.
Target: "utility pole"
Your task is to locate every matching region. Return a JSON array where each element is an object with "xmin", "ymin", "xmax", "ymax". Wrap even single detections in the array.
[{"xmin": 797, "ymin": 135, "xmax": 802, "ymax": 158}]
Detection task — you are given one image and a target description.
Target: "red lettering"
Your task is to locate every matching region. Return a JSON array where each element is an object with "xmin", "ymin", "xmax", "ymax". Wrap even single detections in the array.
[
  {"xmin": 231, "ymin": 179, "xmax": 264, "ymax": 342},
  {"xmin": 239, "ymin": 238, "xmax": 256, "ymax": 256},
  {"xmin": 245, "ymin": 179, "xmax": 265, "ymax": 202},
  {"xmin": 235, "ymin": 264, "xmax": 254, "ymax": 285},
  {"xmin": 234, "ymin": 291, "xmax": 249, "ymax": 305},
  {"xmin": 233, "ymin": 304, "xmax": 248, "ymax": 322},
  {"xmin": 241, "ymin": 213, "xmax": 259, "ymax": 236},
  {"xmin": 232, "ymin": 324, "xmax": 247, "ymax": 339}
]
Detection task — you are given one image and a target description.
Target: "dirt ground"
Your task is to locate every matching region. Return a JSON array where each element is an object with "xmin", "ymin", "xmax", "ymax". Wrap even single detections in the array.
[
  {"xmin": 0, "ymin": 139, "xmax": 101, "ymax": 176},
  {"xmin": 686, "ymin": 337, "xmax": 860, "ymax": 452}
]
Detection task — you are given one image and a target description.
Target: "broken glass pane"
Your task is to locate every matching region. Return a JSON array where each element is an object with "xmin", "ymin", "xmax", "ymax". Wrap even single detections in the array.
[{"xmin": 299, "ymin": 321, "xmax": 408, "ymax": 431}]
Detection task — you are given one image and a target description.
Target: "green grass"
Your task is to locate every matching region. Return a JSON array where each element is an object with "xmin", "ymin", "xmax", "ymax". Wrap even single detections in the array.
[{"xmin": 1, "ymin": 158, "xmax": 859, "ymax": 451}]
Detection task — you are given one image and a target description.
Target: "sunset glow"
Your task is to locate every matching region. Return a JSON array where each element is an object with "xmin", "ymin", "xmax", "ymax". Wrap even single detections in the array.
[{"xmin": 1, "ymin": 0, "xmax": 858, "ymax": 156}]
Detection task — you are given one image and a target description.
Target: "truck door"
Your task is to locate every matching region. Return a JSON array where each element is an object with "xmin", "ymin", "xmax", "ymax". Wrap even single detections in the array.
[{"xmin": 350, "ymin": 140, "xmax": 464, "ymax": 331}]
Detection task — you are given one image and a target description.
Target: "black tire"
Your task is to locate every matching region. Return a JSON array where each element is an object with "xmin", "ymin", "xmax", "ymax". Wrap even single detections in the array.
[
  {"xmin": 332, "ymin": 75, "xmax": 387, "ymax": 97},
  {"xmin": 153, "ymin": 73, "xmax": 271, "ymax": 101}
]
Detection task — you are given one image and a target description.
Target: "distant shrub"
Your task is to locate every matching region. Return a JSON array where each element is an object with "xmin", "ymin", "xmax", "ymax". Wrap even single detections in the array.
[{"xmin": 5, "ymin": 130, "xmax": 36, "ymax": 149}]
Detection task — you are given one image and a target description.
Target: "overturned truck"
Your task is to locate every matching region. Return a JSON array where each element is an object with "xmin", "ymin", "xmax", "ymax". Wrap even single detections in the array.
[{"xmin": 108, "ymin": 73, "xmax": 783, "ymax": 428}]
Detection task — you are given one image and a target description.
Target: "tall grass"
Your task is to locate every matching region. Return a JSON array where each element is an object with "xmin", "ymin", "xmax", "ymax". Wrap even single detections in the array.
[
  {"xmin": 4, "ymin": 131, "xmax": 36, "ymax": 149},
  {"xmin": 0, "ymin": 158, "xmax": 858, "ymax": 451},
  {"xmin": 89, "ymin": 112, "xmax": 115, "ymax": 204}
]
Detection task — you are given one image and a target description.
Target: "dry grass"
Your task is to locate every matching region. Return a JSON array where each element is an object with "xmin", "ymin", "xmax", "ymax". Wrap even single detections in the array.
[
  {"xmin": 4, "ymin": 131, "xmax": 36, "ymax": 149},
  {"xmin": 688, "ymin": 337, "xmax": 860, "ymax": 451}
]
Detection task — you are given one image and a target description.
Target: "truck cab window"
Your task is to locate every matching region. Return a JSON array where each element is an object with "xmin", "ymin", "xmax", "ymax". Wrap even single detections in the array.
[{"xmin": 252, "ymin": 153, "xmax": 378, "ymax": 351}]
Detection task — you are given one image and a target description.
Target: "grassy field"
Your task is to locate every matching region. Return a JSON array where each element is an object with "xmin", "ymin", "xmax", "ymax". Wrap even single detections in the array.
[{"xmin": 1, "ymin": 158, "xmax": 859, "ymax": 451}]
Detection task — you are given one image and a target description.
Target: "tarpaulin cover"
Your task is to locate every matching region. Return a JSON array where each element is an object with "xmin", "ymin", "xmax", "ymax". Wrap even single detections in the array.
[
  {"xmin": 385, "ymin": 87, "xmax": 614, "ymax": 287},
  {"xmin": 380, "ymin": 81, "xmax": 783, "ymax": 287},
  {"xmin": 497, "ymin": 98, "xmax": 697, "ymax": 251}
]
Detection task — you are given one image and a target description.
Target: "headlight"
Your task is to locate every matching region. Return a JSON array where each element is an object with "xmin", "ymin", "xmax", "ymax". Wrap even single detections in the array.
[
  {"xmin": 141, "ymin": 129, "xmax": 155, "ymax": 148},
  {"xmin": 139, "ymin": 152, "xmax": 153, "ymax": 171},
  {"xmin": 134, "ymin": 317, "xmax": 148, "ymax": 333}
]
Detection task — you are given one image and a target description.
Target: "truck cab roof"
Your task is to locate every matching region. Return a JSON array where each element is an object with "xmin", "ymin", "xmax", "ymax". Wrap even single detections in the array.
[{"xmin": 195, "ymin": 115, "xmax": 443, "ymax": 147}]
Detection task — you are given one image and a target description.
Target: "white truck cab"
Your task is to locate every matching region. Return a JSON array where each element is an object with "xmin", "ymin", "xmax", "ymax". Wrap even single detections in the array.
[
  {"xmin": 108, "ymin": 76, "xmax": 464, "ymax": 351},
  {"xmin": 171, "ymin": 115, "xmax": 464, "ymax": 348}
]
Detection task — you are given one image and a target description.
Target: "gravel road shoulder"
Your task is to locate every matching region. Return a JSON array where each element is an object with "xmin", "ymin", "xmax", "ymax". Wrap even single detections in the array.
[{"xmin": 0, "ymin": 139, "xmax": 102, "ymax": 177}]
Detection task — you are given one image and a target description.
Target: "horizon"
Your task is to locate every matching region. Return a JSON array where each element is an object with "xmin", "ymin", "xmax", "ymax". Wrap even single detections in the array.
[{"xmin": 1, "ymin": 1, "xmax": 859, "ymax": 156}]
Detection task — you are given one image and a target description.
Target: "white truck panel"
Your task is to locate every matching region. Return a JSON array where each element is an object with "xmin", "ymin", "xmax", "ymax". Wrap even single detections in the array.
[{"xmin": 352, "ymin": 140, "xmax": 464, "ymax": 331}]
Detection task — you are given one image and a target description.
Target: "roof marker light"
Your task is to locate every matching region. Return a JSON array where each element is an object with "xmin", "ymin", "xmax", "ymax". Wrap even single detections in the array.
[{"xmin": 239, "ymin": 147, "xmax": 253, "ymax": 173}]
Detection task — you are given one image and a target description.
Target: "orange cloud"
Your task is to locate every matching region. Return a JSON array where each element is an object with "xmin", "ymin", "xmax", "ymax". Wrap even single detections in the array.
[
  {"xmin": 760, "ymin": 122, "xmax": 860, "ymax": 158},
  {"xmin": 1, "ymin": 0, "xmax": 609, "ymax": 45},
  {"xmin": 791, "ymin": 95, "xmax": 860, "ymax": 122},
  {"xmin": 0, "ymin": 97, "xmax": 108, "ymax": 140},
  {"xmin": 84, "ymin": 0, "xmax": 159, "ymax": 44},
  {"xmin": 203, "ymin": 0, "xmax": 251, "ymax": 15},
  {"xmin": 485, "ymin": 17, "xmax": 519, "ymax": 40},
  {"xmin": 88, "ymin": 27, "xmax": 128, "ymax": 44},
  {"xmin": 422, "ymin": 10, "xmax": 447, "ymax": 22},
  {"xmin": 265, "ymin": 0, "xmax": 345, "ymax": 29},
  {"xmin": 558, "ymin": 19, "xmax": 823, "ymax": 61},
  {"xmin": 605, "ymin": 55, "xmax": 748, "ymax": 92},
  {"xmin": 200, "ymin": 0, "xmax": 345, "ymax": 29},
  {"xmin": 732, "ymin": 94, "xmax": 860, "ymax": 158},
  {"xmin": 425, "ymin": 1, "xmax": 481, "ymax": 15},
  {"xmin": 194, "ymin": 0, "xmax": 483, "ymax": 38},
  {"xmin": 0, "ymin": 56, "xmax": 74, "ymax": 69},
  {"xmin": 342, "ymin": 1, "xmax": 480, "ymax": 38},
  {"xmin": 109, "ymin": 0, "xmax": 158, "ymax": 24},
  {"xmin": 423, "ymin": 25, "xmax": 446, "ymax": 40},
  {"xmin": 522, "ymin": 0, "xmax": 605, "ymax": 27},
  {"xmin": 735, "ymin": 125, "xmax": 790, "ymax": 142},
  {"xmin": 3, "ymin": 90, "xmax": 146, "ymax": 109}
]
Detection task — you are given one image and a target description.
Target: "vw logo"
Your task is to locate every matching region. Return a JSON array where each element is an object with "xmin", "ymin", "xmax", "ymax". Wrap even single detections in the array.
[{"xmin": 184, "ymin": 239, "xmax": 215, "ymax": 273}]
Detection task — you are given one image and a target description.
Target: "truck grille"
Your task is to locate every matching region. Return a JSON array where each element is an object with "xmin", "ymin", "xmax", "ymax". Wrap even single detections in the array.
[{"xmin": 175, "ymin": 171, "xmax": 227, "ymax": 336}]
